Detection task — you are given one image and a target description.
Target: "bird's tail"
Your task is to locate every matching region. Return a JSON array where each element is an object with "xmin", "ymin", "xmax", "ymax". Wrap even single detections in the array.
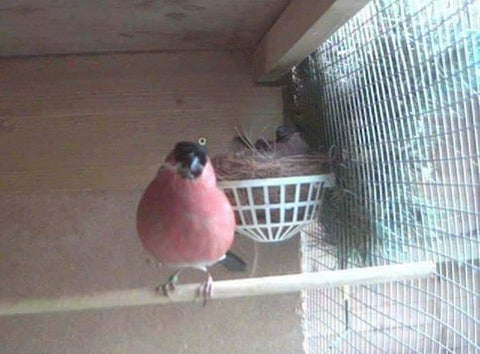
[{"xmin": 219, "ymin": 251, "xmax": 247, "ymax": 272}]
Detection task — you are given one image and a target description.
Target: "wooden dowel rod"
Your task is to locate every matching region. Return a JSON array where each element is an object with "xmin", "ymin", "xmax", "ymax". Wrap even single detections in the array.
[{"xmin": 0, "ymin": 261, "xmax": 435, "ymax": 317}]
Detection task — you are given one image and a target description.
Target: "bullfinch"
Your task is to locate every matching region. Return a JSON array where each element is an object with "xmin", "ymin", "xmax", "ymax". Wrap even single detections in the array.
[{"xmin": 136, "ymin": 141, "xmax": 245, "ymax": 304}]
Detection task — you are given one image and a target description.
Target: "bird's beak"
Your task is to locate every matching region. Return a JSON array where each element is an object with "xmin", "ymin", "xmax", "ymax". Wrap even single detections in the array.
[{"xmin": 177, "ymin": 156, "xmax": 204, "ymax": 180}]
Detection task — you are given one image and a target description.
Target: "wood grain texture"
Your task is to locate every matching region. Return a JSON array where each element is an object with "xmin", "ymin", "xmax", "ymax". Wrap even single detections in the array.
[
  {"xmin": 253, "ymin": 0, "xmax": 370, "ymax": 82},
  {"xmin": 0, "ymin": 51, "xmax": 282, "ymax": 191},
  {"xmin": 0, "ymin": 0, "xmax": 289, "ymax": 56},
  {"xmin": 0, "ymin": 190, "xmax": 303, "ymax": 354}
]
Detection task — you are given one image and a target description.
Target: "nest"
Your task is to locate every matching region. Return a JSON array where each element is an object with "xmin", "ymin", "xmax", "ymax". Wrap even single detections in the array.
[
  {"xmin": 213, "ymin": 151, "xmax": 331, "ymax": 227},
  {"xmin": 212, "ymin": 151, "xmax": 331, "ymax": 181}
]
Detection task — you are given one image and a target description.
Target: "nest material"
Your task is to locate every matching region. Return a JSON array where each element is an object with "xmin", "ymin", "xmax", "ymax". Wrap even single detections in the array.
[
  {"xmin": 212, "ymin": 151, "xmax": 331, "ymax": 226},
  {"xmin": 211, "ymin": 152, "xmax": 331, "ymax": 181}
]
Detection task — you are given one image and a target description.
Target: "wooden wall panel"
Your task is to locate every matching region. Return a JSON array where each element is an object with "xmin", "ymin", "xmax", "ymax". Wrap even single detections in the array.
[
  {"xmin": 0, "ymin": 0, "xmax": 290, "ymax": 56},
  {"xmin": 0, "ymin": 190, "xmax": 303, "ymax": 354},
  {"xmin": 0, "ymin": 51, "xmax": 282, "ymax": 191}
]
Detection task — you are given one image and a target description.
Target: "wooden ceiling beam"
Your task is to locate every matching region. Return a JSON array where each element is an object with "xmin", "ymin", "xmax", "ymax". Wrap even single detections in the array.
[{"xmin": 252, "ymin": 0, "xmax": 370, "ymax": 83}]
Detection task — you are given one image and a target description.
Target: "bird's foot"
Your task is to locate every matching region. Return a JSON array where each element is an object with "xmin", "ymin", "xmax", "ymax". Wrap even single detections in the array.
[
  {"xmin": 196, "ymin": 272, "xmax": 213, "ymax": 307},
  {"xmin": 157, "ymin": 270, "xmax": 181, "ymax": 299}
]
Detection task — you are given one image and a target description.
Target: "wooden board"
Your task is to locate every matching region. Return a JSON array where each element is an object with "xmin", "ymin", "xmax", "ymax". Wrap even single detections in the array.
[
  {"xmin": 0, "ymin": 190, "xmax": 303, "ymax": 353},
  {"xmin": 253, "ymin": 0, "xmax": 370, "ymax": 82},
  {"xmin": 0, "ymin": 0, "xmax": 289, "ymax": 56},
  {"xmin": 0, "ymin": 51, "xmax": 282, "ymax": 191}
]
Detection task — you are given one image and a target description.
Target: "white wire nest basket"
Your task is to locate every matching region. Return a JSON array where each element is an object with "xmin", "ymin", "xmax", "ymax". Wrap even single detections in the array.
[{"xmin": 218, "ymin": 174, "xmax": 334, "ymax": 242}]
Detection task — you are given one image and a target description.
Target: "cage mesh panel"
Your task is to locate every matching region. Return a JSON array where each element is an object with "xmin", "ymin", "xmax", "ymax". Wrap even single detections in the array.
[{"xmin": 295, "ymin": 0, "xmax": 479, "ymax": 352}]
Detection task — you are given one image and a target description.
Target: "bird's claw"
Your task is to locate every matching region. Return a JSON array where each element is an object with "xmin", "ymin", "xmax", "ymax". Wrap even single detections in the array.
[
  {"xmin": 156, "ymin": 269, "xmax": 213, "ymax": 306},
  {"xmin": 197, "ymin": 272, "xmax": 213, "ymax": 307},
  {"xmin": 157, "ymin": 271, "xmax": 180, "ymax": 300}
]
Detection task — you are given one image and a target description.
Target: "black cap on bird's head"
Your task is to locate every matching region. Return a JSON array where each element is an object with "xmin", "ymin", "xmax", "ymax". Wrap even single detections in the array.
[{"xmin": 173, "ymin": 141, "xmax": 208, "ymax": 180}]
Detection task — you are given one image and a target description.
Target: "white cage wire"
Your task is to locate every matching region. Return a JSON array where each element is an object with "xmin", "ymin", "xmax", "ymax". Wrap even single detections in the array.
[
  {"xmin": 287, "ymin": 0, "xmax": 480, "ymax": 352},
  {"xmin": 218, "ymin": 174, "xmax": 333, "ymax": 242}
]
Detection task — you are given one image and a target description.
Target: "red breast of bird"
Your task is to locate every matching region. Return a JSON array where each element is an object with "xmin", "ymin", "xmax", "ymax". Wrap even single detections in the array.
[{"xmin": 136, "ymin": 144, "xmax": 235, "ymax": 268}]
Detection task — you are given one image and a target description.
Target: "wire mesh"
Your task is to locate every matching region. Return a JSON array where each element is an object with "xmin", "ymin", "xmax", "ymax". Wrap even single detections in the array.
[{"xmin": 289, "ymin": 0, "xmax": 480, "ymax": 352}]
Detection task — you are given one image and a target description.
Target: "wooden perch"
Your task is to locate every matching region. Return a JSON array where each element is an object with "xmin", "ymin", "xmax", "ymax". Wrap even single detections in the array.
[{"xmin": 0, "ymin": 261, "xmax": 435, "ymax": 317}]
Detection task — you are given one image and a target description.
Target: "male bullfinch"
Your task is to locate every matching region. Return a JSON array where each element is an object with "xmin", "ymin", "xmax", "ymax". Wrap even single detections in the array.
[{"xmin": 136, "ymin": 141, "xmax": 245, "ymax": 304}]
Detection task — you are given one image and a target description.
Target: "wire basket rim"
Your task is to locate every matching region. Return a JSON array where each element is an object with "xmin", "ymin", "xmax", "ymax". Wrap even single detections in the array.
[{"xmin": 217, "ymin": 173, "xmax": 334, "ymax": 188}]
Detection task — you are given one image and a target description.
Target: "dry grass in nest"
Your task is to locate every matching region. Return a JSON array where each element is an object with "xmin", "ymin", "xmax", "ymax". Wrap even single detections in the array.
[{"xmin": 212, "ymin": 152, "xmax": 331, "ymax": 181}]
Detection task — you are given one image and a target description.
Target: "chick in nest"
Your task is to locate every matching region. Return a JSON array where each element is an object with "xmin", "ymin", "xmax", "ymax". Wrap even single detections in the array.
[{"xmin": 232, "ymin": 125, "xmax": 311, "ymax": 156}]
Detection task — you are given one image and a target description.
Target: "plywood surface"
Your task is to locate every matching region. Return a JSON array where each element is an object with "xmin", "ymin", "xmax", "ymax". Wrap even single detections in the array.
[
  {"xmin": 0, "ymin": 190, "xmax": 303, "ymax": 354},
  {"xmin": 0, "ymin": 0, "xmax": 289, "ymax": 56},
  {"xmin": 0, "ymin": 51, "xmax": 282, "ymax": 191},
  {"xmin": 0, "ymin": 50, "xmax": 300, "ymax": 354}
]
